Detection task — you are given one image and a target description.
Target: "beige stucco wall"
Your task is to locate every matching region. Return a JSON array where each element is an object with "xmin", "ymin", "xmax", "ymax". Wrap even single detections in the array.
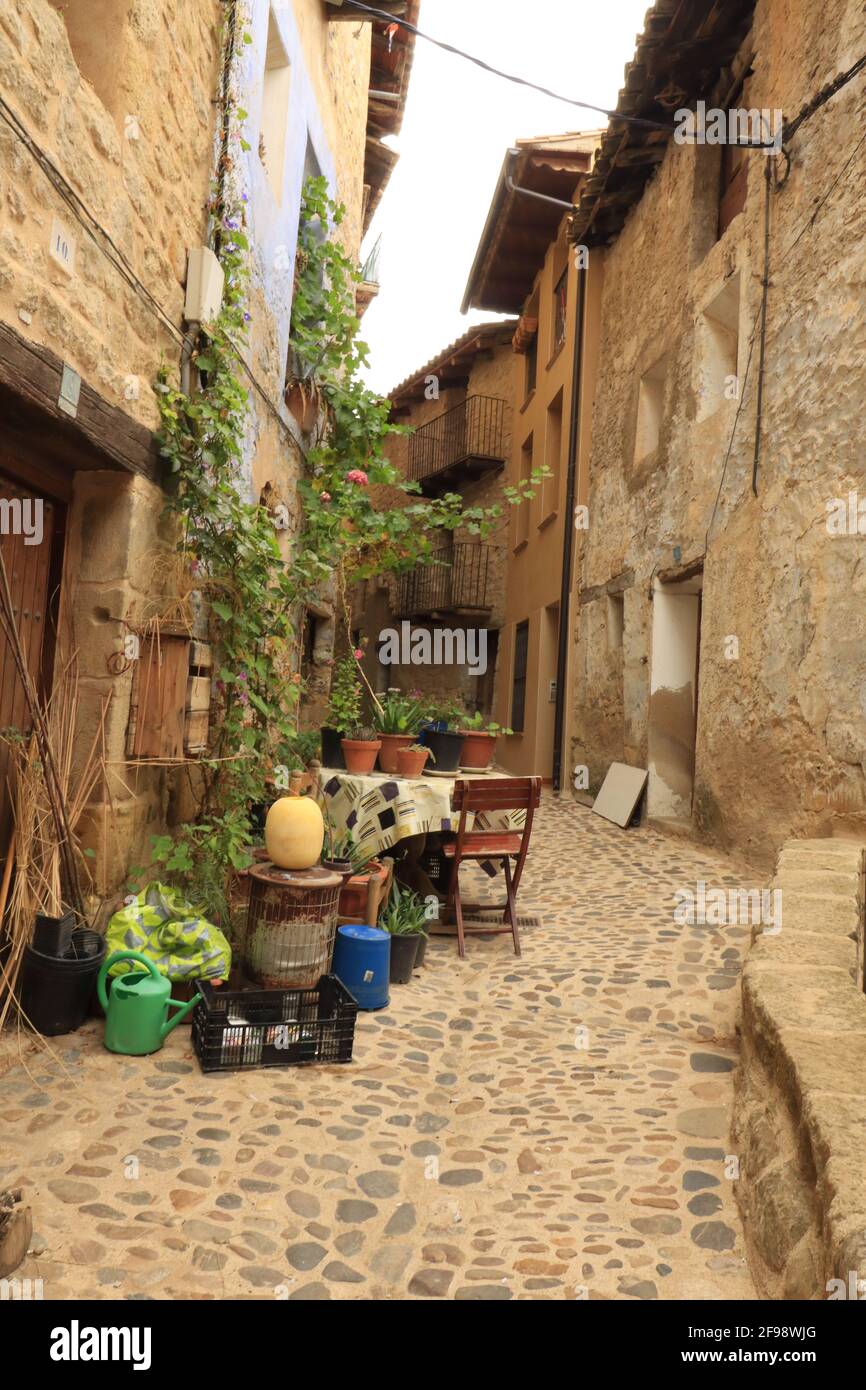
[{"xmin": 572, "ymin": 0, "xmax": 866, "ymax": 866}]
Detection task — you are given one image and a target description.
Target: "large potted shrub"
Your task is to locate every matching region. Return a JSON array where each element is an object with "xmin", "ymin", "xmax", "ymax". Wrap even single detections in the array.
[
  {"xmin": 322, "ymin": 654, "xmax": 363, "ymax": 768},
  {"xmin": 459, "ymin": 713, "xmax": 513, "ymax": 770},
  {"xmin": 380, "ymin": 881, "xmax": 428, "ymax": 982},
  {"xmin": 373, "ymin": 689, "xmax": 426, "ymax": 773}
]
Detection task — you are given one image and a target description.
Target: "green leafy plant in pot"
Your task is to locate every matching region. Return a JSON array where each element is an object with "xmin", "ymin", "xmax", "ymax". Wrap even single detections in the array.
[
  {"xmin": 323, "ymin": 654, "xmax": 363, "ymax": 768},
  {"xmin": 419, "ymin": 697, "xmax": 465, "ymax": 772},
  {"xmin": 373, "ymin": 688, "xmax": 427, "ymax": 773},
  {"xmin": 459, "ymin": 711, "xmax": 513, "ymax": 770},
  {"xmin": 380, "ymin": 881, "xmax": 428, "ymax": 982}
]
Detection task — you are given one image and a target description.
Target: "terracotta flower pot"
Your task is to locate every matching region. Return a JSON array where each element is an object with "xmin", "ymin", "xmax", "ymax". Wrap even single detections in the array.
[
  {"xmin": 341, "ymin": 738, "xmax": 381, "ymax": 775},
  {"xmin": 338, "ymin": 859, "xmax": 388, "ymax": 918},
  {"xmin": 285, "ymin": 381, "xmax": 318, "ymax": 433},
  {"xmin": 396, "ymin": 745, "xmax": 430, "ymax": 778},
  {"xmin": 459, "ymin": 729, "xmax": 497, "ymax": 770},
  {"xmin": 378, "ymin": 733, "xmax": 415, "ymax": 774}
]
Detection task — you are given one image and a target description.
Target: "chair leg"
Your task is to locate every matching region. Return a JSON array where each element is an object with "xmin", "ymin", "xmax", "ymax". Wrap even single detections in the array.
[
  {"xmin": 503, "ymin": 857, "xmax": 521, "ymax": 957},
  {"xmin": 452, "ymin": 864, "xmax": 466, "ymax": 959}
]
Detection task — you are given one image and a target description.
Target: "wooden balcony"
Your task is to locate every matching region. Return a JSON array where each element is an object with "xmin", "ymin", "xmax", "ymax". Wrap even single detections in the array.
[
  {"xmin": 407, "ymin": 395, "xmax": 507, "ymax": 496},
  {"xmin": 395, "ymin": 542, "xmax": 492, "ymax": 620}
]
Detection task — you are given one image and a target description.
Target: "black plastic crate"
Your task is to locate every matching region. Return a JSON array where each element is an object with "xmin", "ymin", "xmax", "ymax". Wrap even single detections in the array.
[{"xmin": 192, "ymin": 973, "xmax": 358, "ymax": 1072}]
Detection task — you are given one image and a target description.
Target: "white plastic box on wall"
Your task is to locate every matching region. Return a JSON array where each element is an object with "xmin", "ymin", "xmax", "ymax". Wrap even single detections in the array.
[{"xmin": 184, "ymin": 247, "xmax": 225, "ymax": 324}]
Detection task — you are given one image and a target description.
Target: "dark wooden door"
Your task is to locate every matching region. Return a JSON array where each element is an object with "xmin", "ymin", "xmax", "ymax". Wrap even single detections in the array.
[{"xmin": 0, "ymin": 470, "xmax": 63, "ymax": 865}]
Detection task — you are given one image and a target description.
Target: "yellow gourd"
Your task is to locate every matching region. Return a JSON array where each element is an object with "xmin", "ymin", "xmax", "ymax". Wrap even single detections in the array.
[{"xmin": 265, "ymin": 795, "xmax": 324, "ymax": 870}]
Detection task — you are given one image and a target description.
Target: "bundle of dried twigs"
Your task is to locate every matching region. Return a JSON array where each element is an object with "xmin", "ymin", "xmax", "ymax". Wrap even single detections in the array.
[{"xmin": 0, "ymin": 657, "xmax": 108, "ymax": 1032}]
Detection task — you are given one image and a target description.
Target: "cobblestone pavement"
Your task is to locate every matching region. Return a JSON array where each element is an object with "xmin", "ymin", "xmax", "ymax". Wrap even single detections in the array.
[{"xmin": 1, "ymin": 795, "xmax": 759, "ymax": 1300}]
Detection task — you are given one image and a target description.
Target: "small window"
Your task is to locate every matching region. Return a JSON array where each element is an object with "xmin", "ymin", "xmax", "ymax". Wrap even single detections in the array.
[
  {"xmin": 49, "ymin": 0, "xmax": 128, "ymax": 119},
  {"xmin": 607, "ymin": 593, "xmax": 625, "ymax": 651},
  {"xmin": 525, "ymin": 335, "xmax": 538, "ymax": 398},
  {"xmin": 553, "ymin": 269, "xmax": 568, "ymax": 354},
  {"xmin": 718, "ymin": 81, "xmax": 750, "ymax": 239},
  {"xmin": 516, "ymin": 435, "xmax": 533, "ymax": 547},
  {"xmin": 511, "ymin": 621, "xmax": 529, "ymax": 733},
  {"xmin": 542, "ymin": 389, "xmax": 564, "ymax": 521},
  {"xmin": 634, "ymin": 357, "xmax": 667, "ymax": 463},
  {"xmin": 697, "ymin": 276, "xmax": 740, "ymax": 420},
  {"xmin": 260, "ymin": 10, "xmax": 292, "ymax": 204}
]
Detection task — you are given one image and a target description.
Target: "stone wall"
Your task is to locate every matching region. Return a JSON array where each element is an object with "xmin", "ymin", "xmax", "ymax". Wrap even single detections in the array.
[
  {"xmin": 732, "ymin": 837, "xmax": 866, "ymax": 1298},
  {"xmin": 573, "ymin": 0, "xmax": 866, "ymax": 866}
]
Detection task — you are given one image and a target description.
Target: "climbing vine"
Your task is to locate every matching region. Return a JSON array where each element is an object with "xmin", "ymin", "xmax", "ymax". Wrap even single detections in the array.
[{"xmin": 150, "ymin": 9, "xmax": 547, "ymax": 920}]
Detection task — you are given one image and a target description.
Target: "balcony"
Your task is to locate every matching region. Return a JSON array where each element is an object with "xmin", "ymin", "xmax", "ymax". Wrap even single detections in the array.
[
  {"xmin": 407, "ymin": 395, "xmax": 507, "ymax": 496},
  {"xmin": 396, "ymin": 542, "xmax": 492, "ymax": 620}
]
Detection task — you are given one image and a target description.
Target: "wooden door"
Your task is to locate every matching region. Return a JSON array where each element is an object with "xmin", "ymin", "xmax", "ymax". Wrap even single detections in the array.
[{"xmin": 0, "ymin": 471, "xmax": 62, "ymax": 864}]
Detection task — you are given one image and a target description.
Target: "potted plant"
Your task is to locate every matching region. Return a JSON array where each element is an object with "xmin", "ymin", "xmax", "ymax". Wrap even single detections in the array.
[
  {"xmin": 322, "ymin": 655, "xmax": 363, "ymax": 768},
  {"xmin": 341, "ymin": 723, "xmax": 382, "ymax": 776},
  {"xmin": 320, "ymin": 821, "xmax": 357, "ymax": 880},
  {"xmin": 380, "ymin": 881, "xmax": 428, "ymax": 983},
  {"xmin": 373, "ymin": 688, "xmax": 426, "ymax": 773},
  {"xmin": 396, "ymin": 742, "xmax": 434, "ymax": 778},
  {"xmin": 459, "ymin": 712, "xmax": 513, "ymax": 770},
  {"xmin": 420, "ymin": 698, "xmax": 466, "ymax": 773},
  {"xmin": 338, "ymin": 850, "xmax": 391, "ymax": 921}
]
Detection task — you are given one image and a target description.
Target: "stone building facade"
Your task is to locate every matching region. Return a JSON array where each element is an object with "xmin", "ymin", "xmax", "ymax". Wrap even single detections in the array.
[
  {"xmin": 351, "ymin": 323, "xmax": 514, "ymax": 721},
  {"xmin": 569, "ymin": 0, "xmax": 866, "ymax": 866},
  {"xmin": 0, "ymin": 0, "xmax": 404, "ymax": 898}
]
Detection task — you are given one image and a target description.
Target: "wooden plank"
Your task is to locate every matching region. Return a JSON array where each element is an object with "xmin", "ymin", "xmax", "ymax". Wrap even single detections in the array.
[
  {"xmin": 186, "ymin": 674, "xmax": 211, "ymax": 713},
  {"xmin": 0, "ymin": 322, "xmax": 162, "ymax": 483}
]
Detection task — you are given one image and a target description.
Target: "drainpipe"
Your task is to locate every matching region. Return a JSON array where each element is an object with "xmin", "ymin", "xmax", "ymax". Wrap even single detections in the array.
[{"xmin": 551, "ymin": 256, "xmax": 587, "ymax": 792}]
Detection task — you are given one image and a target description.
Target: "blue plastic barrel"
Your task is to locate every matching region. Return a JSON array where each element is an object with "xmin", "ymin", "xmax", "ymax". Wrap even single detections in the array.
[{"xmin": 331, "ymin": 925, "xmax": 390, "ymax": 1011}]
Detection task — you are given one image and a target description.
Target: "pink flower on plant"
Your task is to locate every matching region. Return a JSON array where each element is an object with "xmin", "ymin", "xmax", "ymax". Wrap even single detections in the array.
[
  {"xmin": 319, "ymin": 491, "xmax": 331, "ymax": 502},
  {"xmin": 346, "ymin": 469, "xmax": 368, "ymax": 486},
  {"xmin": 354, "ymin": 649, "xmax": 364, "ymax": 661}
]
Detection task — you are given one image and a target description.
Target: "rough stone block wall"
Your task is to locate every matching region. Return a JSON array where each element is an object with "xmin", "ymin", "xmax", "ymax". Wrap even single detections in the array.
[
  {"xmin": 733, "ymin": 838, "xmax": 866, "ymax": 1297},
  {"xmin": 573, "ymin": 0, "xmax": 866, "ymax": 865},
  {"xmin": 0, "ymin": 0, "xmax": 220, "ymax": 430}
]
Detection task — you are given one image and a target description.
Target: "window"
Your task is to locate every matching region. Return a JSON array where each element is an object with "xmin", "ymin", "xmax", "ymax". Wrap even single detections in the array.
[
  {"xmin": 525, "ymin": 334, "xmax": 538, "ymax": 398},
  {"xmin": 260, "ymin": 9, "xmax": 292, "ymax": 204},
  {"xmin": 511, "ymin": 621, "xmax": 529, "ymax": 733},
  {"xmin": 634, "ymin": 356, "xmax": 667, "ymax": 463},
  {"xmin": 553, "ymin": 269, "xmax": 568, "ymax": 355},
  {"xmin": 542, "ymin": 389, "xmax": 564, "ymax": 522},
  {"xmin": 607, "ymin": 593, "xmax": 624, "ymax": 651},
  {"xmin": 49, "ymin": 0, "xmax": 127, "ymax": 118},
  {"xmin": 718, "ymin": 80, "xmax": 750, "ymax": 238},
  {"xmin": 516, "ymin": 435, "xmax": 533, "ymax": 547},
  {"xmin": 697, "ymin": 276, "xmax": 740, "ymax": 420}
]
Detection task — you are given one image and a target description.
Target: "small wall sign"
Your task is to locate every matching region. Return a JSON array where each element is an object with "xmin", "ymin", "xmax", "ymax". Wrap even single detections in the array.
[{"xmin": 49, "ymin": 217, "xmax": 76, "ymax": 274}]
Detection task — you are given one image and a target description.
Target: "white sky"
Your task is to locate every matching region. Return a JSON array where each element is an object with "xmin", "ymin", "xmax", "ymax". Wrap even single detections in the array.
[{"xmin": 359, "ymin": 0, "xmax": 650, "ymax": 395}]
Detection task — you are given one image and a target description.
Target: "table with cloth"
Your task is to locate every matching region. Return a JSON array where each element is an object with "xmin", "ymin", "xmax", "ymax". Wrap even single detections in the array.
[{"xmin": 315, "ymin": 767, "xmax": 524, "ymax": 861}]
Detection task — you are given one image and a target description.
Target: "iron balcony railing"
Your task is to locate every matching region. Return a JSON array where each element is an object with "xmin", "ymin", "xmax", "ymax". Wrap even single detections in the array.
[
  {"xmin": 407, "ymin": 395, "xmax": 507, "ymax": 486},
  {"xmin": 396, "ymin": 542, "xmax": 491, "ymax": 618}
]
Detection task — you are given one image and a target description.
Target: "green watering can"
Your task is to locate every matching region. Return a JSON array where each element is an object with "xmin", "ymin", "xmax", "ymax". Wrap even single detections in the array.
[{"xmin": 98, "ymin": 950, "xmax": 201, "ymax": 1056}]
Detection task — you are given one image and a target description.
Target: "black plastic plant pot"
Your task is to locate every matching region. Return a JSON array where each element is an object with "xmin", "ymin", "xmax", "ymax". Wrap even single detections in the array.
[
  {"xmin": 33, "ymin": 910, "xmax": 75, "ymax": 958},
  {"xmin": 414, "ymin": 932, "xmax": 429, "ymax": 967},
  {"xmin": 320, "ymin": 726, "xmax": 345, "ymax": 769},
  {"xmin": 422, "ymin": 729, "xmax": 463, "ymax": 772},
  {"xmin": 388, "ymin": 933, "xmax": 419, "ymax": 984},
  {"xmin": 19, "ymin": 931, "xmax": 106, "ymax": 1036}
]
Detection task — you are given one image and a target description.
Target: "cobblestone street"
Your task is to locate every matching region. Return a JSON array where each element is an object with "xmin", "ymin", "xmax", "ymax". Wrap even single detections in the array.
[{"xmin": 0, "ymin": 796, "xmax": 758, "ymax": 1300}]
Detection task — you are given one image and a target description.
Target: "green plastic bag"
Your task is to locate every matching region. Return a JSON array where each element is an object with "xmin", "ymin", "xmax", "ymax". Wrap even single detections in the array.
[{"xmin": 106, "ymin": 882, "xmax": 231, "ymax": 981}]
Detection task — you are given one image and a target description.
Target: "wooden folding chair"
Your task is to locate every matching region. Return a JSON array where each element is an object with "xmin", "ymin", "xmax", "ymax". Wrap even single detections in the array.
[{"xmin": 442, "ymin": 777, "xmax": 541, "ymax": 958}]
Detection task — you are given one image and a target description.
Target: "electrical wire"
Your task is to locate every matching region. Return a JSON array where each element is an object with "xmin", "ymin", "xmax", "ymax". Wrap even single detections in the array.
[
  {"xmin": 0, "ymin": 93, "xmax": 298, "ymax": 446},
  {"xmin": 342, "ymin": 0, "xmax": 675, "ymax": 134}
]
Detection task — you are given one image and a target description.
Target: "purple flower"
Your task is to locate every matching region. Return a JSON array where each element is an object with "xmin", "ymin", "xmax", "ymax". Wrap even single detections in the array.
[{"xmin": 244, "ymin": 312, "xmax": 252, "ymax": 322}]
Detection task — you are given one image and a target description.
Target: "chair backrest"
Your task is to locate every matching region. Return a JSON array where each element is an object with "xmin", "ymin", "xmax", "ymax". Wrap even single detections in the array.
[{"xmin": 452, "ymin": 776, "xmax": 542, "ymax": 814}]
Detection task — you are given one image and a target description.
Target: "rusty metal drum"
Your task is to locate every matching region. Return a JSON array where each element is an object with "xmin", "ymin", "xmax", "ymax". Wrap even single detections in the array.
[{"xmin": 244, "ymin": 864, "xmax": 343, "ymax": 989}]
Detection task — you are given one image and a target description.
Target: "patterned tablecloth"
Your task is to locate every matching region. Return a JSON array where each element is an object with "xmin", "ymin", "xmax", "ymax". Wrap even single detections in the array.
[{"xmin": 316, "ymin": 768, "xmax": 521, "ymax": 860}]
